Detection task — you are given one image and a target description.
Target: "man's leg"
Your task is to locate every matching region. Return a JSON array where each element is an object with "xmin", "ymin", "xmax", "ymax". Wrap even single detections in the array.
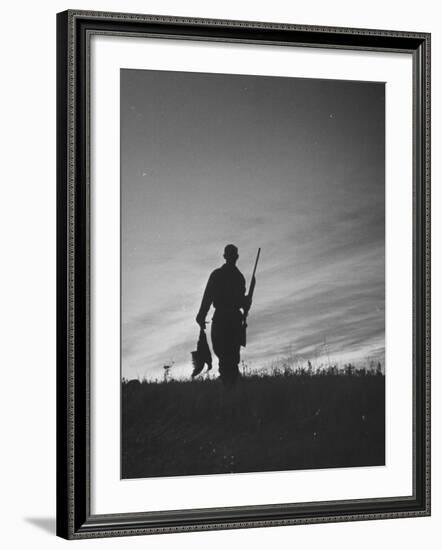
[
  {"xmin": 212, "ymin": 313, "xmax": 241, "ymax": 387},
  {"xmin": 219, "ymin": 357, "xmax": 238, "ymax": 386},
  {"xmin": 218, "ymin": 359, "xmax": 232, "ymax": 386},
  {"xmin": 211, "ymin": 317, "xmax": 227, "ymax": 383}
]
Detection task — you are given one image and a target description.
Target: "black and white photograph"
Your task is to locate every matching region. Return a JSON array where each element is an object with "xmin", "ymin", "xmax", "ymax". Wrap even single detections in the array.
[{"xmin": 121, "ymin": 68, "xmax": 386, "ymax": 480}]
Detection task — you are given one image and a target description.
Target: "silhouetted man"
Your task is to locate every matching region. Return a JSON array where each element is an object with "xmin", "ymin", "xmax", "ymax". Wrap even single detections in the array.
[{"xmin": 196, "ymin": 244, "xmax": 250, "ymax": 386}]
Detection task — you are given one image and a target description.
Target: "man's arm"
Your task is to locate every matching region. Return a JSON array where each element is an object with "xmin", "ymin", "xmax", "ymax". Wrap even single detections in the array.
[{"xmin": 196, "ymin": 272, "xmax": 215, "ymax": 329}]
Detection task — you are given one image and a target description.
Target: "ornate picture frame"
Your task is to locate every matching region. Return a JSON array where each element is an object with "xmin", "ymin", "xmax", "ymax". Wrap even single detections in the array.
[{"xmin": 56, "ymin": 10, "xmax": 430, "ymax": 539}]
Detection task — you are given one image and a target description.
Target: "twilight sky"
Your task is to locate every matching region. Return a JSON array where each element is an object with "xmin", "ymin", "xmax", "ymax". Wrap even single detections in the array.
[{"xmin": 121, "ymin": 69, "xmax": 385, "ymax": 381}]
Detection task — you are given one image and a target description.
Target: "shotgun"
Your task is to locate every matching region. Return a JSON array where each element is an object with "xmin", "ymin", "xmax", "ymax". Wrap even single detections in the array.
[{"xmin": 240, "ymin": 248, "xmax": 261, "ymax": 347}]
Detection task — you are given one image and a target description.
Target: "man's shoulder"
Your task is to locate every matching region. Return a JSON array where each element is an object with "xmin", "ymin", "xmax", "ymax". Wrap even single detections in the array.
[
  {"xmin": 234, "ymin": 266, "xmax": 245, "ymax": 280},
  {"xmin": 209, "ymin": 267, "xmax": 223, "ymax": 279}
]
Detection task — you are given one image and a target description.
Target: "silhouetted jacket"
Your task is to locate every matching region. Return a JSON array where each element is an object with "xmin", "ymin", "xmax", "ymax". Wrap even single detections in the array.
[{"xmin": 196, "ymin": 264, "xmax": 247, "ymax": 323}]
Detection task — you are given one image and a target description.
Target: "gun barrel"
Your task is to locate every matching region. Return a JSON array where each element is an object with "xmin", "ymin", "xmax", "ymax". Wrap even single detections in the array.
[
  {"xmin": 248, "ymin": 247, "xmax": 261, "ymax": 297},
  {"xmin": 241, "ymin": 248, "xmax": 261, "ymax": 348},
  {"xmin": 251, "ymin": 247, "xmax": 261, "ymax": 280}
]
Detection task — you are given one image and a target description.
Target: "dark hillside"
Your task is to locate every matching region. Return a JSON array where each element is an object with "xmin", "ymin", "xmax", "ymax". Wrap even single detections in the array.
[{"xmin": 122, "ymin": 372, "xmax": 385, "ymax": 479}]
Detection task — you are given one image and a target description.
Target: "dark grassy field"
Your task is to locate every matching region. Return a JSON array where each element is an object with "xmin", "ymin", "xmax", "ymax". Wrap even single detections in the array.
[{"xmin": 121, "ymin": 372, "xmax": 385, "ymax": 479}]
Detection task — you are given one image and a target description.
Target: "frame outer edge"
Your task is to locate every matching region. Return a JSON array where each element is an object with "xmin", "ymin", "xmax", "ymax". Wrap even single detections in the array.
[
  {"xmin": 56, "ymin": 10, "xmax": 431, "ymax": 538},
  {"xmin": 68, "ymin": 9, "xmax": 429, "ymax": 39},
  {"xmin": 67, "ymin": 8, "xmax": 77, "ymax": 539},
  {"xmin": 56, "ymin": 10, "xmax": 70, "ymax": 540},
  {"xmin": 424, "ymin": 32, "xmax": 431, "ymax": 517}
]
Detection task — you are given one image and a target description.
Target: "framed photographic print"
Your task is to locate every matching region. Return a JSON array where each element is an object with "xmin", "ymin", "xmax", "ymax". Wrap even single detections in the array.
[{"xmin": 56, "ymin": 10, "xmax": 431, "ymax": 539}]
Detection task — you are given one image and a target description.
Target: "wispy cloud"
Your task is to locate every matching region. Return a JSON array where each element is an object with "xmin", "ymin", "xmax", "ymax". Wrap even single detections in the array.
[{"xmin": 121, "ymin": 69, "xmax": 385, "ymax": 380}]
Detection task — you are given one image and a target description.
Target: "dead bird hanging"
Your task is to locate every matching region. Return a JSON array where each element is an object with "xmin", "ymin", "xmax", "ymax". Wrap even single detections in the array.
[{"xmin": 191, "ymin": 329, "xmax": 212, "ymax": 378}]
